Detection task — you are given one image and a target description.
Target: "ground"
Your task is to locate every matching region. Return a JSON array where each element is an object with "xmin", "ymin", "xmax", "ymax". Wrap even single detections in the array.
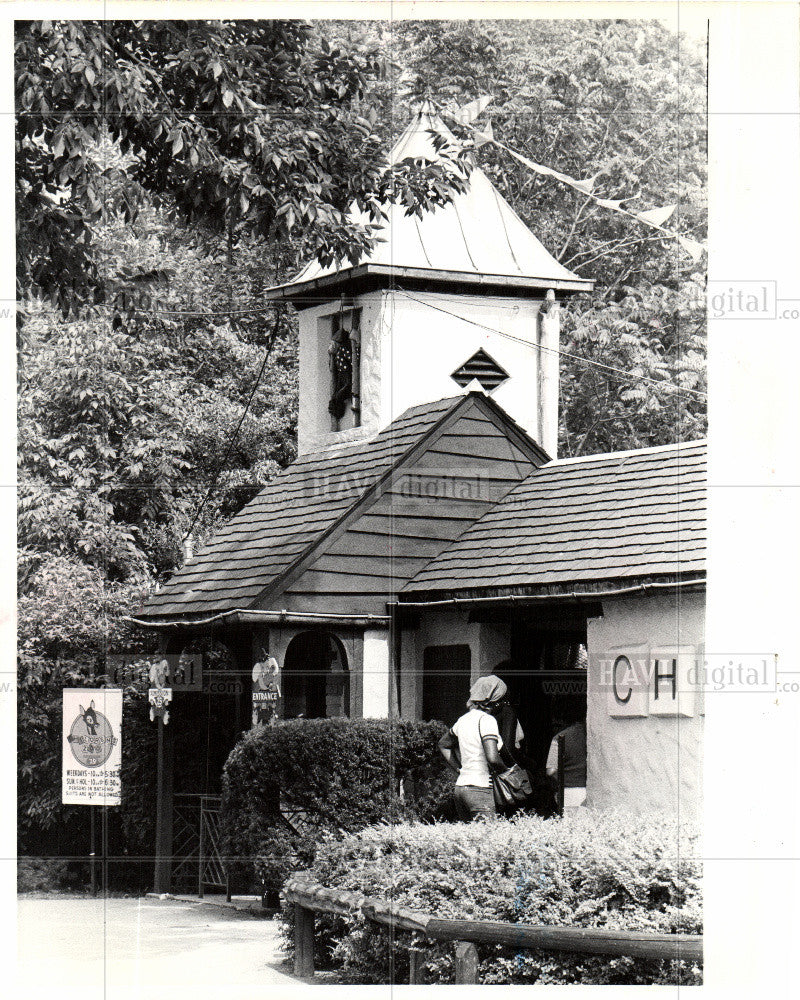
[{"xmin": 17, "ymin": 895, "xmax": 301, "ymax": 1000}]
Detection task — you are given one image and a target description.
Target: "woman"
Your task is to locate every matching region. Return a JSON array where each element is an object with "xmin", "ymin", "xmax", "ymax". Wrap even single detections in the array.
[{"xmin": 438, "ymin": 675, "xmax": 507, "ymax": 821}]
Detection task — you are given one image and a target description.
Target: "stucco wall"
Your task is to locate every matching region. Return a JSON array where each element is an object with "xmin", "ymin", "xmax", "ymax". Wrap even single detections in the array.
[
  {"xmin": 586, "ymin": 591, "xmax": 705, "ymax": 820},
  {"xmin": 401, "ymin": 612, "xmax": 511, "ymax": 720},
  {"xmin": 297, "ymin": 287, "xmax": 559, "ymax": 455}
]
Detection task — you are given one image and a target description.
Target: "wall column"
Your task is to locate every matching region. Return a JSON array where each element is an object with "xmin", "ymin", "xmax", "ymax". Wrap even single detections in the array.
[
  {"xmin": 362, "ymin": 629, "xmax": 391, "ymax": 718},
  {"xmin": 538, "ymin": 289, "xmax": 560, "ymax": 458}
]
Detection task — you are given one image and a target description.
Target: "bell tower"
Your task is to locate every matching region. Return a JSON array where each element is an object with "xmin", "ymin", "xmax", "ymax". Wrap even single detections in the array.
[{"xmin": 265, "ymin": 104, "xmax": 592, "ymax": 457}]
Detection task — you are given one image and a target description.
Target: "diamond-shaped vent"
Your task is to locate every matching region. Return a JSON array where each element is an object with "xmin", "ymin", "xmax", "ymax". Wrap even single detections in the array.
[{"xmin": 450, "ymin": 348, "xmax": 510, "ymax": 391}]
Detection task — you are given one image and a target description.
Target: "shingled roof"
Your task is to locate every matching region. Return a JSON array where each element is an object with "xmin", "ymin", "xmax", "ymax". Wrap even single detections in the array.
[
  {"xmin": 401, "ymin": 439, "xmax": 707, "ymax": 600},
  {"xmin": 136, "ymin": 395, "xmax": 472, "ymax": 620}
]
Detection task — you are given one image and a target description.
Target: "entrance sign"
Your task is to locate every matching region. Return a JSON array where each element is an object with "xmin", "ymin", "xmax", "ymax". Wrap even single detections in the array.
[
  {"xmin": 252, "ymin": 653, "xmax": 281, "ymax": 726},
  {"xmin": 602, "ymin": 645, "xmax": 697, "ymax": 718},
  {"xmin": 62, "ymin": 689, "xmax": 122, "ymax": 805}
]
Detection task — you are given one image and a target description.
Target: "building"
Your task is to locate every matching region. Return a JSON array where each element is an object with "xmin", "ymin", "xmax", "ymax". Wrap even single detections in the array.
[{"xmin": 132, "ymin": 106, "xmax": 705, "ymax": 889}]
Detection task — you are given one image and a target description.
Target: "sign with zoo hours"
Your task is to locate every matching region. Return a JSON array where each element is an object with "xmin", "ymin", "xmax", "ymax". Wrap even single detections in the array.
[{"xmin": 62, "ymin": 689, "xmax": 123, "ymax": 806}]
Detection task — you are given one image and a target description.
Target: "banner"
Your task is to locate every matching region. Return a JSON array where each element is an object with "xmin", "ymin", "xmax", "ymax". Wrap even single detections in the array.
[
  {"xmin": 62, "ymin": 688, "xmax": 122, "ymax": 806},
  {"xmin": 448, "ymin": 97, "xmax": 705, "ymax": 260}
]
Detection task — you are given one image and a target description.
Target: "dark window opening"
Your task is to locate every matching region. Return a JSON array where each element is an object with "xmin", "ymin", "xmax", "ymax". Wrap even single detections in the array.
[
  {"xmin": 282, "ymin": 630, "xmax": 350, "ymax": 720},
  {"xmin": 328, "ymin": 307, "xmax": 361, "ymax": 430}
]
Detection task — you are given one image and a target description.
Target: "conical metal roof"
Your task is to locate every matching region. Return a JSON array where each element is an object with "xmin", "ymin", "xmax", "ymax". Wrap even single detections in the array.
[{"xmin": 265, "ymin": 104, "xmax": 593, "ymax": 304}]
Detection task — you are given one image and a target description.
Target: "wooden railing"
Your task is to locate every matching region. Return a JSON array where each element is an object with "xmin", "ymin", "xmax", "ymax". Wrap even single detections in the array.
[{"xmin": 284, "ymin": 876, "xmax": 702, "ymax": 984}]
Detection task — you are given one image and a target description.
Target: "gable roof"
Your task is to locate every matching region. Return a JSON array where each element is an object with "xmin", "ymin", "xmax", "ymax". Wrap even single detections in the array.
[
  {"xmin": 401, "ymin": 439, "xmax": 707, "ymax": 600},
  {"xmin": 265, "ymin": 105, "xmax": 592, "ymax": 305},
  {"xmin": 136, "ymin": 393, "xmax": 547, "ymax": 621}
]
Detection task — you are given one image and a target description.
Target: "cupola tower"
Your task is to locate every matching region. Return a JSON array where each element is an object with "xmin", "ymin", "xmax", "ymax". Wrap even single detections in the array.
[{"xmin": 265, "ymin": 103, "xmax": 593, "ymax": 457}]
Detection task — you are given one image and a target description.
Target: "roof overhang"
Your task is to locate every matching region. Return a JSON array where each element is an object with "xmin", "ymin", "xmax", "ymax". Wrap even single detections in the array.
[
  {"xmin": 398, "ymin": 574, "xmax": 707, "ymax": 607},
  {"xmin": 264, "ymin": 262, "xmax": 594, "ymax": 308},
  {"xmin": 125, "ymin": 609, "xmax": 392, "ymax": 630}
]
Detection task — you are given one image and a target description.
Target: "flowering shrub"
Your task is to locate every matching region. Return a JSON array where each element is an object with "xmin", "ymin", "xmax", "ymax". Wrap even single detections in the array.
[{"xmin": 284, "ymin": 809, "xmax": 702, "ymax": 985}]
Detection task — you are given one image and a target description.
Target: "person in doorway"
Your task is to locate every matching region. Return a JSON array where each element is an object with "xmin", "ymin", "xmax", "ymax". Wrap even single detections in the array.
[
  {"xmin": 490, "ymin": 661, "xmax": 528, "ymax": 769},
  {"xmin": 438, "ymin": 674, "xmax": 507, "ymax": 821},
  {"xmin": 545, "ymin": 700, "xmax": 587, "ymax": 809}
]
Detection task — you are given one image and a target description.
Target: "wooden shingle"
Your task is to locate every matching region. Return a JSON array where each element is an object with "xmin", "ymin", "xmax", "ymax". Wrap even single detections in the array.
[
  {"xmin": 401, "ymin": 440, "xmax": 707, "ymax": 599},
  {"xmin": 136, "ymin": 393, "xmax": 547, "ymax": 619}
]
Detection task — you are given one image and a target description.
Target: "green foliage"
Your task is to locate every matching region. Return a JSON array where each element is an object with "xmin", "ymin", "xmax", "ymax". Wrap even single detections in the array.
[
  {"xmin": 286, "ymin": 809, "xmax": 702, "ymax": 985},
  {"xmin": 18, "ymin": 858, "xmax": 83, "ymax": 893},
  {"xmin": 221, "ymin": 718, "xmax": 451, "ymax": 892}
]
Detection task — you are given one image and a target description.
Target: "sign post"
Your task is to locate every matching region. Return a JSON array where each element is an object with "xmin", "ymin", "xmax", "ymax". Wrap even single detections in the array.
[{"xmin": 62, "ymin": 688, "xmax": 123, "ymax": 894}]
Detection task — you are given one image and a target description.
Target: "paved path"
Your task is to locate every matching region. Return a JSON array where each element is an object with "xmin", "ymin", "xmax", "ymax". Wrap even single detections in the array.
[{"xmin": 17, "ymin": 896, "xmax": 302, "ymax": 1000}]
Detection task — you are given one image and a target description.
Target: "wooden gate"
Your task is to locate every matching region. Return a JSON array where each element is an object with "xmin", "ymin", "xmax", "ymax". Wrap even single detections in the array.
[
  {"xmin": 198, "ymin": 794, "xmax": 227, "ymax": 897},
  {"xmin": 170, "ymin": 794, "xmax": 227, "ymax": 896}
]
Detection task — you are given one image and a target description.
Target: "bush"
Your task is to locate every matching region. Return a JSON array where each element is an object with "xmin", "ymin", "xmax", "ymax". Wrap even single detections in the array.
[
  {"xmin": 283, "ymin": 809, "xmax": 702, "ymax": 985},
  {"xmin": 17, "ymin": 858, "xmax": 83, "ymax": 893},
  {"xmin": 221, "ymin": 718, "xmax": 452, "ymax": 894}
]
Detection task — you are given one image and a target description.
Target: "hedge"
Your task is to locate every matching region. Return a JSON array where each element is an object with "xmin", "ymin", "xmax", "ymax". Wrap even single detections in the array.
[
  {"xmin": 221, "ymin": 717, "xmax": 452, "ymax": 894},
  {"xmin": 283, "ymin": 809, "xmax": 702, "ymax": 985}
]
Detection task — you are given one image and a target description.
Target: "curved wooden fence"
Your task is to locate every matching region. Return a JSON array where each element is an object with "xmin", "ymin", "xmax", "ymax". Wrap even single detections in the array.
[{"xmin": 283, "ymin": 875, "xmax": 702, "ymax": 984}]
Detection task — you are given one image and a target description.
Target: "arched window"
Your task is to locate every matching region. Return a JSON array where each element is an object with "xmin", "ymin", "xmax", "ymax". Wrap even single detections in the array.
[{"xmin": 282, "ymin": 630, "xmax": 350, "ymax": 720}]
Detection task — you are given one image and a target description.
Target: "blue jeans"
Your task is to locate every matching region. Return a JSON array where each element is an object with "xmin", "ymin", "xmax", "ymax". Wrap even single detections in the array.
[{"xmin": 454, "ymin": 784, "xmax": 496, "ymax": 821}]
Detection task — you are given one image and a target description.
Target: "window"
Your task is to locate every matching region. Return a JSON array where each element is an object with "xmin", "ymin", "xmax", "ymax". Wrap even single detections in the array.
[{"xmin": 328, "ymin": 307, "xmax": 361, "ymax": 430}]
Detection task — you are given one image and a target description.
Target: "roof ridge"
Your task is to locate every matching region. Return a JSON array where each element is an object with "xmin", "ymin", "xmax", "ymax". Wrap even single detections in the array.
[
  {"xmin": 547, "ymin": 439, "xmax": 707, "ymax": 467},
  {"xmin": 246, "ymin": 394, "xmax": 477, "ymax": 609},
  {"xmin": 291, "ymin": 395, "xmax": 464, "ymax": 465}
]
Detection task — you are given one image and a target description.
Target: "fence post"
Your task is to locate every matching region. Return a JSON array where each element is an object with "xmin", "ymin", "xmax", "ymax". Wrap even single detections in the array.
[
  {"xmin": 454, "ymin": 940, "xmax": 479, "ymax": 984},
  {"xmin": 408, "ymin": 948, "xmax": 424, "ymax": 984},
  {"xmin": 294, "ymin": 903, "xmax": 315, "ymax": 978},
  {"xmin": 198, "ymin": 800, "xmax": 204, "ymax": 898}
]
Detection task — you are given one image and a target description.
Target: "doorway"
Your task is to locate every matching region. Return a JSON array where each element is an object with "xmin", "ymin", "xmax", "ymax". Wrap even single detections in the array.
[
  {"xmin": 282, "ymin": 630, "xmax": 350, "ymax": 719},
  {"xmin": 503, "ymin": 618, "xmax": 589, "ymax": 770}
]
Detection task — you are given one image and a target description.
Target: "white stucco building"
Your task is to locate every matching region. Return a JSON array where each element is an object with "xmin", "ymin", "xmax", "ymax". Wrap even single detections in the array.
[{"xmin": 134, "ymin": 106, "xmax": 705, "ymax": 890}]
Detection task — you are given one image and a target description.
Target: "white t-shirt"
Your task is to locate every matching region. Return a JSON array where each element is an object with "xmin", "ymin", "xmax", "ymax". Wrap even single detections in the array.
[{"xmin": 451, "ymin": 709, "xmax": 503, "ymax": 787}]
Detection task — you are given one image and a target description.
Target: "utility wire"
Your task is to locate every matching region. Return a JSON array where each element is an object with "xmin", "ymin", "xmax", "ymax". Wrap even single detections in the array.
[
  {"xmin": 181, "ymin": 329, "xmax": 278, "ymax": 546},
  {"xmin": 398, "ymin": 291, "xmax": 707, "ymax": 400},
  {"xmin": 30, "ymin": 292, "xmax": 706, "ymax": 399}
]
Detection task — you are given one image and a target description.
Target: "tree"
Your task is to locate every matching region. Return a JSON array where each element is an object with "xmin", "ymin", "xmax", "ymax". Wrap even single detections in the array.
[
  {"xmin": 16, "ymin": 19, "xmax": 467, "ymax": 320},
  {"xmin": 360, "ymin": 18, "xmax": 707, "ymax": 453}
]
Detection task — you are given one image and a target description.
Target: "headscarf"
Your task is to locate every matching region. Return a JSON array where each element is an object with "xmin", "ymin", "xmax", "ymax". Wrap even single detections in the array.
[{"xmin": 467, "ymin": 674, "xmax": 507, "ymax": 709}]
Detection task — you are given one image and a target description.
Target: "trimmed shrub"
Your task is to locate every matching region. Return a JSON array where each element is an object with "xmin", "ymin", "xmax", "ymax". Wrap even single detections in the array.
[
  {"xmin": 283, "ymin": 809, "xmax": 702, "ymax": 985},
  {"xmin": 221, "ymin": 717, "xmax": 452, "ymax": 894}
]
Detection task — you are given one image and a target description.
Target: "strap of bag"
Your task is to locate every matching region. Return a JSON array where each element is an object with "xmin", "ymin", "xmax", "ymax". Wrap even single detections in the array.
[{"xmin": 478, "ymin": 713, "xmax": 499, "ymax": 765}]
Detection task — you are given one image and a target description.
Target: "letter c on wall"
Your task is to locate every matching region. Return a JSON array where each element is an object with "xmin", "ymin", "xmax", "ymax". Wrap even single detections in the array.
[{"xmin": 612, "ymin": 655, "xmax": 633, "ymax": 704}]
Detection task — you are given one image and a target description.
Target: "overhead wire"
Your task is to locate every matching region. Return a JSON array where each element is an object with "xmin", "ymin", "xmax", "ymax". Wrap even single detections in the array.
[
  {"xmin": 180, "ymin": 325, "xmax": 279, "ymax": 546},
  {"xmin": 397, "ymin": 290, "xmax": 707, "ymax": 400}
]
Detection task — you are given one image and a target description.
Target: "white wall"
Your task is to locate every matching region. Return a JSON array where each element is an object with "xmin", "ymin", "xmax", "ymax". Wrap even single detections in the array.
[
  {"xmin": 401, "ymin": 611, "xmax": 511, "ymax": 719},
  {"xmin": 362, "ymin": 628, "xmax": 391, "ymax": 718},
  {"xmin": 586, "ymin": 591, "xmax": 705, "ymax": 820},
  {"xmin": 297, "ymin": 287, "xmax": 561, "ymax": 455}
]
